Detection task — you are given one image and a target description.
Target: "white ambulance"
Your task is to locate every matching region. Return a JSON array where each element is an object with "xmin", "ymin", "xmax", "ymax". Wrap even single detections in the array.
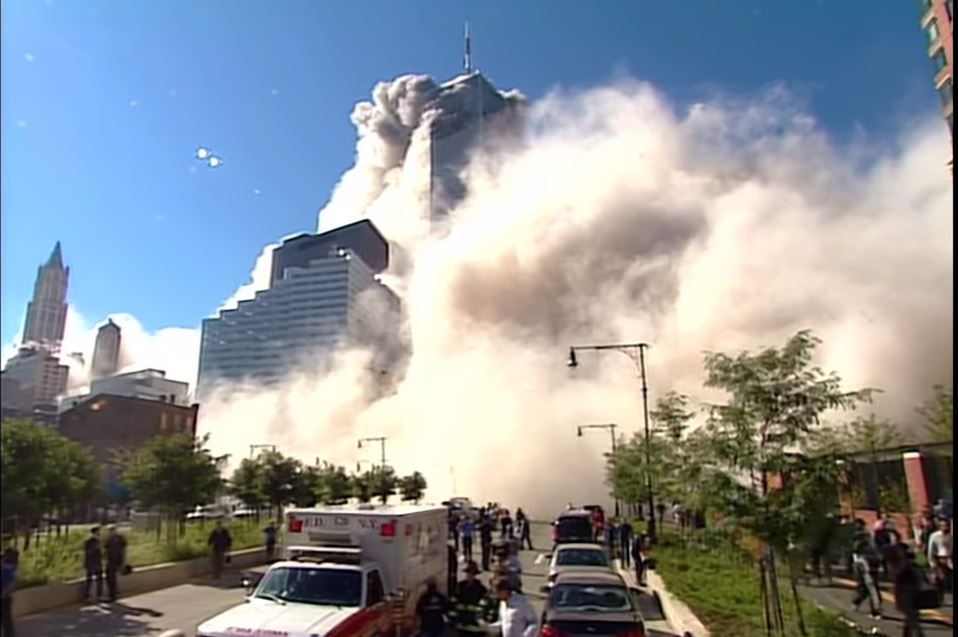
[{"xmin": 196, "ymin": 504, "xmax": 448, "ymax": 637}]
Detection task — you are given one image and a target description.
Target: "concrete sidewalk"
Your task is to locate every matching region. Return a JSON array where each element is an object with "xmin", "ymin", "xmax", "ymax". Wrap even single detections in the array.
[
  {"xmin": 614, "ymin": 558, "xmax": 707, "ymax": 637},
  {"xmin": 825, "ymin": 575, "xmax": 953, "ymax": 626}
]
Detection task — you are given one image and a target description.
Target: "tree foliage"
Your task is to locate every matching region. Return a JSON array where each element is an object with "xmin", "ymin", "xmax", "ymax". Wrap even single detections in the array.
[
  {"xmin": 918, "ymin": 385, "xmax": 953, "ymax": 443},
  {"xmin": 316, "ymin": 463, "xmax": 352, "ymax": 505},
  {"xmin": 1, "ymin": 420, "xmax": 103, "ymax": 536},
  {"xmin": 230, "ymin": 458, "xmax": 266, "ymax": 510},
  {"xmin": 257, "ymin": 450, "xmax": 303, "ymax": 514},
  {"xmin": 399, "ymin": 472, "xmax": 428, "ymax": 503},
  {"xmin": 121, "ymin": 433, "xmax": 222, "ymax": 534},
  {"xmin": 369, "ymin": 466, "xmax": 398, "ymax": 504}
]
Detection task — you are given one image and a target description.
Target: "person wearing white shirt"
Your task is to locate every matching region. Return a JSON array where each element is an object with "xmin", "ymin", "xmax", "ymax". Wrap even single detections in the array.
[
  {"xmin": 927, "ymin": 517, "xmax": 953, "ymax": 600},
  {"xmin": 488, "ymin": 579, "xmax": 538, "ymax": 637}
]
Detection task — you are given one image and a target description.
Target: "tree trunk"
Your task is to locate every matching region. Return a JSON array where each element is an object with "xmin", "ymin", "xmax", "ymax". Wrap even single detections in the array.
[
  {"xmin": 786, "ymin": 553, "xmax": 808, "ymax": 637},
  {"xmin": 767, "ymin": 550, "xmax": 786, "ymax": 637},
  {"xmin": 758, "ymin": 558, "xmax": 773, "ymax": 637}
]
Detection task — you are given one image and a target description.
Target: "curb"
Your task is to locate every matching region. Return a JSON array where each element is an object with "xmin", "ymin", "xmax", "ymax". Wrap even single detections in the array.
[
  {"xmin": 829, "ymin": 576, "xmax": 953, "ymax": 626},
  {"xmin": 614, "ymin": 560, "xmax": 710, "ymax": 637}
]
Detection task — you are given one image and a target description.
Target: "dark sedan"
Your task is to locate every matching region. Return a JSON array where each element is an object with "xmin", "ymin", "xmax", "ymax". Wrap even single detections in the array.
[{"xmin": 540, "ymin": 571, "xmax": 647, "ymax": 637}]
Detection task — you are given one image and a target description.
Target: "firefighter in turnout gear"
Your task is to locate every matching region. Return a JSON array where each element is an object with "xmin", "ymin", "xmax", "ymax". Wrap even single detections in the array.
[{"xmin": 450, "ymin": 561, "xmax": 492, "ymax": 637}]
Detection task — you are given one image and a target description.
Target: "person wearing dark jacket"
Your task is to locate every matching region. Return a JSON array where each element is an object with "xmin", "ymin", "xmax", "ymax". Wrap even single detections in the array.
[
  {"xmin": 450, "ymin": 561, "xmax": 490, "ymax": 637},
  {"xmin": 415, "ymin": 577, "xmax": 449, "ymax": 637},
  {"xmin": 207, "ymin": 521, "xmax": 232, "ymax": 580},
  {"xmin": 2, "ymin": 545, "xmax": 18, "ymax": 637},
  {"xmin": 480, "ymin": 516, "xmax": 494, "ymax": 571},
  {"xmin": 619, "ymin": 522, "xmax": 634, "ymax": 568},
  {"xmin": 83, "ymin": 527, "xmax": 104, "ymax": 601},
  {"xmin": 448, "ymin": 542, "xmax": 459, "ymax": 595},
  {"xmin": 104, "ymin": 525, "xmax": 127, "ymax": 602},
  {"xmin": 516, "ymin": 509, "xmax": 533, "ymax": 551},
  {"xmin": 887, "ymin": 543, "xmax": 926, "ymax": 637}
]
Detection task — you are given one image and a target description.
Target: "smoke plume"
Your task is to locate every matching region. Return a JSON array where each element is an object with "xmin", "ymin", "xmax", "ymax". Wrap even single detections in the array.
[
  {"xmin": 7, "ymin": 73, "xmax": 948, "ymax": 518},
  {"xmin": 196, "ymin": 75, "xmax": 952, "ymax": 518}
]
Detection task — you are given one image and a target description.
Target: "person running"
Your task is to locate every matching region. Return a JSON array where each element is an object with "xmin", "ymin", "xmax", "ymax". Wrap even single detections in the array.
[
  {"xmin": 489, "ymin": 579, "xmax": 538, "ymax": 637},
  {"xmin": 515, "ymin": 509, "xmax": 533, "ymax": 550},
  {"xmin": 207, "ymin": 521, "xmax": 232, "ymax": 579},
  {"xmin": 415, "ymin": 577, "xmax": 449, "ymax": 637},
  {"xmin": 500, "ymin": 510, "xmax": 514, "ymax": 540},
  {"xmin": 632, "ymin": 534, "xmax": 647, "ymax": 587},
  {"xmin": 619, "ymin": 520, "xmax": 634, "ymax": 568},
  {"xmin": 448, "ymin": 541, "xmax": 459, "ymax": 595},
  {"xmin": 264, "ymin": 521, "xmax": 278, "ymax": 561},
  {"xmin": 2, "ymin": 546, "xmax": 18, "ymax": 637},
  {"xmin": 104, "ymin": 525, "xmax": 127, "ymax": 602},
  {"xmin": 851, "ymin": 519, "xmax": 882, "ymax": 619},
  {"xmin": 927, "ymin": 517, "xmax": 953, "ymax": 602},
  {"xmin": 873, "ymin": 511, "xmax": 897, "ymax": 578},
  {"xmin": 83, "ymin": 527, "xmax": 104, "ymax": 601},
  {"xmin": 449, "ymin": 511, "xmax": 461, "ymax": 554},
  {"xmin": 603, "ymin": 521, "xmax": 615, "ymax": 559},
  {"xmin": 480, "ymin": 515, "xmax": 494, "ymax": 571},
  {"xmin": 450, "ymin": 561, "xmax": 489, "ymax": 637},
  {"xmin": 887, "ymin": 543, "xmax": 926, "ymax": 637},
  {"xmin": 460, "ymin": 516, "xmax": 476, "ymax": 563}
]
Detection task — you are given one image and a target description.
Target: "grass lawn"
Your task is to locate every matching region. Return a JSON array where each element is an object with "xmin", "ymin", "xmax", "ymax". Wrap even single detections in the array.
[
  {"xmin": 13, "ymin": 518, "xmax": 271, "ymax": 589},
  {"xmin": 648, "ymin": 526, "xmax": 859, "ymax": 637}
]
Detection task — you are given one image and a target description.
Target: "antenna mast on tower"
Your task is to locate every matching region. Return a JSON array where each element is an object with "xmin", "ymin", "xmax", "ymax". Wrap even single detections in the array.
[{"xmin": 464, "ymin": 22, "xmax": 473, "ymax": 73}]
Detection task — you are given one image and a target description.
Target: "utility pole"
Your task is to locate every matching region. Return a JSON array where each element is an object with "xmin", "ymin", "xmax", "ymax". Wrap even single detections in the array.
[{"xmin": 577, "ymin": 423, "xmax": 620, "ymax": 517}]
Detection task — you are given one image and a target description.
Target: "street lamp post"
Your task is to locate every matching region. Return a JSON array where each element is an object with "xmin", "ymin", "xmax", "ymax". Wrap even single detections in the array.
[
  {"xmin": 568, "ymin": 342, "xmax": 657, "ymax": 542},
  {"xmin": 358, "ymin": 437, "xmax": 388, "ymax": 467},
  {"xmin": 577, "ymin": 423, "xmax": 620, "ymax": 517}
]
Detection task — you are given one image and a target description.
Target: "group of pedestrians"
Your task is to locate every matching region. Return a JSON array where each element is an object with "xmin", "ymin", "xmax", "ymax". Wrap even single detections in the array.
[
  {"xmin": 847, "ymin": 510, "xmax": 952, "ymax": 637},
  {"xmin": 449, "ymin": 505, "xmax": 533, "ymax": 576},
  {"xmin": 82, "ymin": 525, "xmax": 128, "ymax": 602},
  {"xmin": 419, "ymin": 554, "xmax": 538, "ymax": 637},
  {"xmin": 594, "ymin": 516, "xmax": 652, "ymax": 586}
]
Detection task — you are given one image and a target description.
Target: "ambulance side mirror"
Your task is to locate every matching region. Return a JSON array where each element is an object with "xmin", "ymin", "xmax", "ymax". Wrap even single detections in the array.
[{"xmin": 242, "ymin": 578, "xmax": 254, "ymax": 596}]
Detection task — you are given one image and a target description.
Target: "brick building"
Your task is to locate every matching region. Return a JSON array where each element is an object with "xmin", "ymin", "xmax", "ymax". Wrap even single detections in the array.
[
  {"xmin": 918, "ymin": 0, "xmax": 954, "ymax": 170},
  {"xmin": 58, "ymin": 394, "xmax": 199, "ymax": 498}
]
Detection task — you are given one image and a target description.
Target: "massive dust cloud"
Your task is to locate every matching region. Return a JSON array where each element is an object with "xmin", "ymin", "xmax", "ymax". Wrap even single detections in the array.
[
  {"xmin": 192, "ymin": 74, "xmax": 952, "ymax": 517},
  {"xmin": 12, "ymin": 73, "xmax": 944, "ymax": 518}
]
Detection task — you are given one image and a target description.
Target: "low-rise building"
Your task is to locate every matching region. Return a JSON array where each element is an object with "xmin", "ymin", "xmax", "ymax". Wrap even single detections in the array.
[
  {"xmin": 59, "ymin": 368, "xmax": 189, "ymax": 412},
  {"xmin": 58, "ymin": 393, "xmax": 199, "ymax": 496}
]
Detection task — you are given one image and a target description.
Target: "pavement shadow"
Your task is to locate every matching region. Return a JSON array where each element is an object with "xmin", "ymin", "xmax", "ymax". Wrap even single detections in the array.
[{"xmin": 17, "ymin": 602, "xmax": 157, "ymax": 637}]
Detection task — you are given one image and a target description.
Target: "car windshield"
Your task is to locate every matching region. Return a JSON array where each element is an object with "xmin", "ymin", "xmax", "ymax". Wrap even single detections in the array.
[
  {"xmin": 550, "ymin": 584, "xmax": 633, "ymax": 611},
  {"xmin": 256, "ymin": 567, "xmax": 362, "ymax": 607},
  {"xmin": 557, "ymin": 518, "xmax": 591, "ymax": 535},
  {"xmin": 556, "ymin": 549, "xmax": 609, "ymax": 567}
]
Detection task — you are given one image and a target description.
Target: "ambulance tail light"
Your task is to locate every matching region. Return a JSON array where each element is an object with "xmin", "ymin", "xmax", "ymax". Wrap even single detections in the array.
[
  {"xmin": 381, "ymin": 521, "xmax": 397, "ymax": 537},
  {"xmin": 288, "ymin": 517, "xmax": 303, "ymax": 533}
]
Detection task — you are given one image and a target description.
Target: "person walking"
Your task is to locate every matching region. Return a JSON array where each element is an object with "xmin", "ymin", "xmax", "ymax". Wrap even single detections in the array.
[
  {"xmin": 501, "ymin": 510, "xmax": 514, "ymax": 540},
  {"xmin": 207, "ymin": 521, "xmax": 232, "ymax": 580},
  {"xmin": 603, "ymin": 521, "xmax": 615, "ymax": 559},
  {"xmin": 1, "ymin": 546, "xmax": 18, "ymax": 637},
  {"xmin": 448, "ymin": 541, "xmax": 459, "ymax": 595},
  {"xmin": 415, "ymin": 577, "xmax": 449, "ymax": 637},
  {"xmin": 104, "ymin": 525, "xmax": 127, "ymax": 602},
  {"xmin": 264, "ymin": 521, "xmax": 278, "ymax": 561},
  {"xmin": 851, "ymin": 519, "xmax": 882, "ymax": 619},
  {"xmin": 619, "ymin": 520, "xmax": 634, "ymax": 568},
  {"xmin": 450, "ymin": 561, "xmax": 489, "ymax": 637},
  {"xmin": 518, "ymin": 516, "xmax": 533, "ymax": 551},
  {"xmin": 927, "ymin": 517, "xmax": 953, "ymax": 602},
  {"xmin": 460, "ymin": 516, "xmax": 476, "ymax": 563},
  {"xmin": 887, "ymin": 544, "xmax": 926, "ymax": 637},
  {"xmin": 83, "ymin": 527, "xmax": 104, "ymax": 601},
  {"xmin": 489, "ymin": 579, "xmax": 538, "ymax": 637},
  {"xmin": 632, "ymin": 534, "xmax": 649, "ymax": 587},
  {"xmin": 480, "ymin": 515, "xmax": 493, "ymax": 572},
  {"xmin": 449, "ymin": 511, "xmax": 461, "ymax": 555}
]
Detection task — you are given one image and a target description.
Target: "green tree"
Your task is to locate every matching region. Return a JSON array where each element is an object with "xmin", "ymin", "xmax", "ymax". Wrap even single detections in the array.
[
  {"xmin": 700, "ymin": 330, "xmax": 871, "ymax": 637},
  {"xmin": 352, "ymin": 471, "xmax": 373, "ymax": 504},
  {"xmin": 316, "ymin": 463, "xmax": 352, "ymax": 505},
  {"xmin": 650, "ymin": 391, "xmax": 696, "ymax": 507},
  {"xmin": 370, "ymin": 466, "xmax": 398, "ymax": 504},
  {"xmin": 121, "ymin": 433, "xmax": 222, "ymax": 541},
  {"xmin": 230, "ymin": 458, "xmax": 266, "ymax": 512},
  {"xmin": 399, "ymin": 472, "xmax": 428, "ymax": 503},
  {"xmin": 918, "ymin": 385, "xmax": 953, "ymax": 443},
  {"xmin": 831, "ymin": 414, "xmax": 903, "ymax": 511},
  {"xmin": 257, "ymin": 450, "xmax": 302, "ymax": 517},
  {"xmin": 1, "ymin": 420, "xmax": 103, "ymax": 547},
  {"xmin": 292, "ymin": 465, "xmax": 319, "ymax": 508}
]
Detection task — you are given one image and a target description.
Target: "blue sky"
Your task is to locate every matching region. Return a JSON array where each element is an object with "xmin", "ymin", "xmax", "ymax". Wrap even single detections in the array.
[{"xmin": 0, "ymin": 0, "xmax": 942, "ymax": 346}]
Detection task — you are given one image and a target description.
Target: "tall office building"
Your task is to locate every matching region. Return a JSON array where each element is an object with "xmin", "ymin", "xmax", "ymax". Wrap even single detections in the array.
[
  {"xmin": 91, "ymin": 318, "xmax": 122, "ymax": 379},
  {"xmin": 427, "ymin": 70, "xmax": 524, "ymax": 224},
  {"xmin": 21, "ymin": 242, "xmax": 69, "ymax": 350},
  {"xmin": 196, "ymin": 220, "xmax": 402, "ymax": 397},
  {"xmin": 1, "ymin": 345, "xmax": 70, "ymax": 424},
  {"xmin": 919, "ymin": 0, "xmax": 954, "ymax": 169}
]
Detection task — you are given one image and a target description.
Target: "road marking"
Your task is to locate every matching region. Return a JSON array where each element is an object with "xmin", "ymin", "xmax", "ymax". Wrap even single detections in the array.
[{"xmin": 534, "ymin": 553, "xmax": 549, "ymax": 565}]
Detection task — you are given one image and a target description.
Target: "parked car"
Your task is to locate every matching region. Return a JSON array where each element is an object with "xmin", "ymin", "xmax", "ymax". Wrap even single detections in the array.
[
  {"xmin": 546, "ymin": 543, "xmax": 613, "ymax": 587},
  {"xmin": 553, "ymin": 509, "xmax": 596, "ymax": 545},
  {"xmin": 540, "ymin": 571, "xmax": 646, "ymax": 637}
]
